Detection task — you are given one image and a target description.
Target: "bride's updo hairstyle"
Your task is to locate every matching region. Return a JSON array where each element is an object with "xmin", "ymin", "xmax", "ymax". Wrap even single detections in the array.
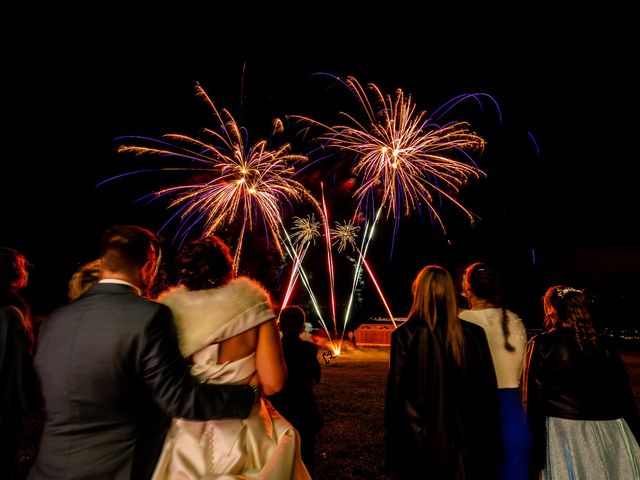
[{"xmin": 176, "ymin": 235, "xmax": 234, "ymax": 291}]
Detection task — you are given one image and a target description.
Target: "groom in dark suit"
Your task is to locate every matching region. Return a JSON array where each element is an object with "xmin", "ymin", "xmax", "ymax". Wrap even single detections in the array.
[{"xmin": 29, "ymin": 225, "xmax": 258, "ymax": 480}]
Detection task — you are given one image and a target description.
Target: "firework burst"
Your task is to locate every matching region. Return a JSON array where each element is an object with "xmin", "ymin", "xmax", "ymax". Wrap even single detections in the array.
[
  {"xmin": 330, "ymin": 220, "xmax": 360, "ymax": 253},
  {"xmin": 296, "ymin": 76, "xmax": 488, "ymax": 233},
  {"xmin": 290, "ymin": 215, "xmax": 322, "ymax": 246},
  {"xmin": 117, "ymin": 83, "xmax": 315, "ymax": 271}
]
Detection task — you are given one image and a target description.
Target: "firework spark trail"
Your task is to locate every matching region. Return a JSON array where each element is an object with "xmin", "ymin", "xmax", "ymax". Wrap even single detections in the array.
[
  {"xmin": 320, "ymin": 184, "xmax": 338, "ymax": 335},
  {"xmin": 280, "ymin": 242, "xmax": 308, "ymax": 310},
  {"xmin": 116, "ymin": 82, "xmax": 315, "ymax": 272},
  {"xmin": 341, "ymin": 207, "xmax": 383, "ymax": 340},
  {"xmin": 427, "ymin": 92, "xmax": 502, "ymax": 126},
  {"xmin": 280, "ymin": 227, "xmax": 339, "ymax": 354},
  {"xmin": 281, "ymin": 215, "xmax": 321, "ymax": 309},
  {"xmin": 357, "ymin": 248, "xmax": 396, "ymax": 328}
]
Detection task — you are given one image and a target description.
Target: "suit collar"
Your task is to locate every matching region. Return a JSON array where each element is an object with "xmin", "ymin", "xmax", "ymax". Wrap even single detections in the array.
[
  {"xmin": 99, "ymin": 279, "xmax": 142, "ymax": 295},
  {"xmin": 85, "ymin": 282, "xmax": 141, "ymax": 296}
]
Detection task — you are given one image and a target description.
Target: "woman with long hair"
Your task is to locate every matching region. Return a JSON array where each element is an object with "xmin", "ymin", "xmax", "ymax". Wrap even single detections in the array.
[
  {"xmin": 0, "ymin": 247, "xmax": 39, "ymax": 479},
  {"xmin": 384, "ymin": 265, "xmax": 501, "ymax": 479},
  {"xmin": 523, "ymin": 285, "xmax": 640, "ymax": 478},
  {"xmin": 459, "ymin": 262, "xmax": 531, "ymax": 479}
]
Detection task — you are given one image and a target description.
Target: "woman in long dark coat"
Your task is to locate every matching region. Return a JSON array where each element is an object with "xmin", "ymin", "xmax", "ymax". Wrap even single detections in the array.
[
  {"xmin": 0, "ymin": 247, "xmax": 39, "ymax": 479},
  {"xmin": 384, "ymin": 264, "xmax": 501, "ymax": 479}
]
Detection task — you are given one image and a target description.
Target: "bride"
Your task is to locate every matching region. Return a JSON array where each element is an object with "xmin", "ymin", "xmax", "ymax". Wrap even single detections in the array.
[{"xmin": 152, "ymin": 236, "xmax": 310, "ymax": 479}]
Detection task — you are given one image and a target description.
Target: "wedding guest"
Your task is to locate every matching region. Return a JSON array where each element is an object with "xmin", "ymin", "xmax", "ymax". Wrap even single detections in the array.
[
  {"xmin": 385, "ymin": 265, "xmax": 501, "ymax": 479},
  {"xmin": 151, "ymin": 235, "xmax": 310, "ymax": 479},
  {"xmin": 523, "ymin": 285, "xmax": 640, "ymax": 478},
  {"xmin": 269, "ymin": 305, "xmax": 323, "ymax": 477},
  {"xmin": 0, "ymin": 248, "xmax": 40, "ymax": 479},
  {"xmin": 67, "ymin": 258, "xmax": 101, "ymax": 300},
  {"xmin": 29, "ymin": 225, "xmax": 258, "ymax": 480},
  {"xmin": 459, "ymin": 262, "xmax": 531, "ymax": 479}
]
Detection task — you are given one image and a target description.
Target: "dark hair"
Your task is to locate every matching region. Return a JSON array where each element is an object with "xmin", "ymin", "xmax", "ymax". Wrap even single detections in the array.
[
  {"xmin": 176, "ymin": 235, "xmax": 234, "ymax": 291},
  {"xmin": 544, "ymin": 285, "xmax": 597, "ymax": 350},
  {"xmin": 278, "ymin": 305, "xmax": 307, "ymax": 336},
  {"xmin": 0, "ymin": 247, "xmax": 27, "ymax": 289},
  {"xmin": 464, "ymin": 262, "xmax": 514, "ymax": 352},
  {"xmin": 100, "ymin": 225, "xmax": 158, "ymax": 273},
  {"xmin": 0, "ymin": 247, "xmax": 34, "ymax": 349}
]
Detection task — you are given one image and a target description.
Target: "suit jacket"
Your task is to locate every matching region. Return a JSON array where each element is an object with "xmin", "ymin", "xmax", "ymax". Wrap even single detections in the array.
[
  {"xmin": 29, "ymin": 283, "xmax": 255, "ymax": 480},
  {"xmin": 384, "ymin": 318, "xmax": 501, "ymax": 480}
]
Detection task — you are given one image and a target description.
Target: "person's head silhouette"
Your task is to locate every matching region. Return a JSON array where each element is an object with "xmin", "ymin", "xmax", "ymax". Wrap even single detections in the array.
[{"xmin": 278, "ymin": 305, "xmax": 306, "ymax": 337}]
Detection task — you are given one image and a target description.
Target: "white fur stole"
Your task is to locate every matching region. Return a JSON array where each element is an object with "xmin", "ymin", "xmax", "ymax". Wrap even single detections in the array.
[{"xmin": 158, "ymin": 277, "xmax": 274, "ymax": 357}]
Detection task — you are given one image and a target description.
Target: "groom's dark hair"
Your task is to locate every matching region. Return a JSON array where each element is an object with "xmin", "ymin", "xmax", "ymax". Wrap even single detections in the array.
[{"xmin": 100, "ymin": 225, "xmax": 158, "ymax": 273}]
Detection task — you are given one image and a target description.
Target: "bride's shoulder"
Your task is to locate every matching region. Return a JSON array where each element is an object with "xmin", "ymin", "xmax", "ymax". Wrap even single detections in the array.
[{"xmin": 227, "ymin": 277, "xmax": 272, "ymax": 305}]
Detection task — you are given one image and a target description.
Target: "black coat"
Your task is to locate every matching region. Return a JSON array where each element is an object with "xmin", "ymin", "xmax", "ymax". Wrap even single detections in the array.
[
  {"xmin": 29, "ymin": 283, "xmax": 255, "ymax": 480},
  {"xmin": 523, "ymin": 327, "xmax": 640, "ymax": 470},
  {"xmin": 0, "ymin": 305, "xmax": 38, "ymax": 425},
  {"xmin": 384, "ymin": 318, "xmax": 501, "ymax": 480},
  {"xmin": 268, "ymin": 334, "xmax": 323, "ymax": 435},
  {"xmin": 1, "ymin": 304, "xmax": 40, "ymax": 478}
]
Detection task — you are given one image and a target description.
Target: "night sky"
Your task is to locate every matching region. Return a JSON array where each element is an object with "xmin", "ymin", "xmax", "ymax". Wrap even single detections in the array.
[{"xmin": 3, "ymin": 9, "xmax": 638, "ymax": 328}]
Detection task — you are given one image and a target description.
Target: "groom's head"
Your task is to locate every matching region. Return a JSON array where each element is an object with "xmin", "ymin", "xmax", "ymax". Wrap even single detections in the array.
[{"xmin": 100, "ymin": 225, "xmax": 161, "ymax": 295}]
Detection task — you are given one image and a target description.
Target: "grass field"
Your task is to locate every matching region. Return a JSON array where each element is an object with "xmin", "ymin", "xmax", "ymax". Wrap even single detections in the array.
[{"xmin": 314, "ymin": 344, "xmax": 394, "ymax": 480}]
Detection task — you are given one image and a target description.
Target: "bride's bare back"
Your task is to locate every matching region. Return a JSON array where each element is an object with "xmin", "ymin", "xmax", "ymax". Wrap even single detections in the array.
[{"xmin": 218, "ymin": 319, "xmax": 286, "ymax": 396}]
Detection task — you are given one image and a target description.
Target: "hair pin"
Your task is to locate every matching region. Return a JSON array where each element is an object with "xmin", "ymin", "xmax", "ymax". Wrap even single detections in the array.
[{"xmin": 556, "ymin": 286, "xmax": 582, "ymax": 298}]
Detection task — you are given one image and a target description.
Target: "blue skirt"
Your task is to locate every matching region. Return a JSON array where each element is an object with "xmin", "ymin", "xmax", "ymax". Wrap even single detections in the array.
[{"xmin": 497, "ymin": 388, "xmax": 532, "ymax": 480}]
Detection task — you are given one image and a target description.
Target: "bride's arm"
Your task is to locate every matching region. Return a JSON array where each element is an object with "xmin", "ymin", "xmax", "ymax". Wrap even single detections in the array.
[{"xmin": 255, "ymin": 319, "xmax": 287, "ymax": 396}]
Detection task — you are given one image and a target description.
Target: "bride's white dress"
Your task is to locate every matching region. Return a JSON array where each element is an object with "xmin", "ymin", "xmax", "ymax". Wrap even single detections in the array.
[{"xmin": 151, "ymin": 278, "xmax": 311, "ymax": 480}]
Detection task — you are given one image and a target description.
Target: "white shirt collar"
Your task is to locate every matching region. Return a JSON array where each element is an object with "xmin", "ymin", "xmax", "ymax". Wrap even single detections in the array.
[{"xmin": 99, "ymin": 279, "xmax": 142, "ymax": 296}]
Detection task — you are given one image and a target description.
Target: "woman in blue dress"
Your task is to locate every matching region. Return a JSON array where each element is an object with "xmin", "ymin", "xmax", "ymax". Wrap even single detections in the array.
[{"xmin": 459, "ymin": 262, "xmax": 532, "ymax": 479}]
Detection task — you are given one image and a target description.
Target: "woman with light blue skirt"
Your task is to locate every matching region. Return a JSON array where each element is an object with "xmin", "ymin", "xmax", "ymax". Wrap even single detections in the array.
[{"xmin": 523, "ymin": 285, "xmax": 640, "ymax": 479}]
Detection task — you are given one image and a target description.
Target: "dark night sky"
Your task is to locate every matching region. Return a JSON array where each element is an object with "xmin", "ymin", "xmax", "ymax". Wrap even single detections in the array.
[{"xmin": 2, "ymin": 8, "xmax": 638, "ymax": 327}]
